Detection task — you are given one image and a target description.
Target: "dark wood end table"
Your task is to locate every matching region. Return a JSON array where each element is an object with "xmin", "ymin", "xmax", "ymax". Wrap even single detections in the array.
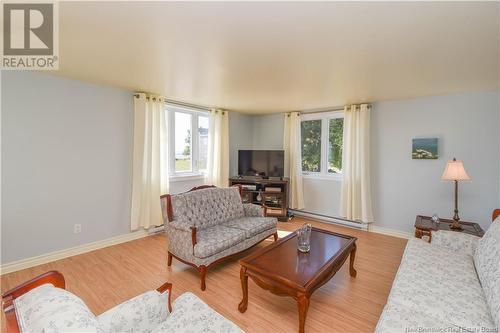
[
  {"xmin": 238, "ymin": 227, "xmax": 357, "ymax": 333},
  {"xmin": 414, "ymin": 215, "xmax": 484, "ymax": 242}
]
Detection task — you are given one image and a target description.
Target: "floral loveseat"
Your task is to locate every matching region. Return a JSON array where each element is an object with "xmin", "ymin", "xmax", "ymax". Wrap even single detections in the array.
[
  {"xmin": 161, "ymin": 186, "xmax": 278, "ymax": 290},
  {"xmin": 2, "ymin": 271, "xmax": 243, "ymax": 333},
  {"xmin": 375, "ymin": 212, "xmax": 500, "ymax": 333}
]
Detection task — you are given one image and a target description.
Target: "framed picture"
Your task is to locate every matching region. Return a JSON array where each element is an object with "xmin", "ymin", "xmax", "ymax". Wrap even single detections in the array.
[{"xmin": 412, "ymin": 138, "xmax": 438, "ymax": 159}]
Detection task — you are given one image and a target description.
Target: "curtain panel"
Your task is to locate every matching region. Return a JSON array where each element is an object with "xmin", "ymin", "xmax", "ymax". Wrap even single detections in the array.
[
  {"xmin": 130, "ymin": 93, "xmax": 169, "ymax": 230},
  {"xmin": 339, "ymin": 104, "xmax": 374, "ymax": 223},
  {"xmin": 284, "ymin": 111, "xmax": 305, "ymax": 209},
  {"xmin": 207, "ymin": 109, "xmax": 229, "ymax": 187}
]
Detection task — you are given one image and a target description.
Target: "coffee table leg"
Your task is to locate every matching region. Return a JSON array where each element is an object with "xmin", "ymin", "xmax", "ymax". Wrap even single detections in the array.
[
  {"xmin": 238, "ymin": 266, "xmax": 248, "ymax": 313},
  {"xmin": 349, "ymin": 243, "xmax": 357, "ymax": 278},
  {"xmin": 297, "ymin": 294, "xmax": 310, "ymax": 333}
]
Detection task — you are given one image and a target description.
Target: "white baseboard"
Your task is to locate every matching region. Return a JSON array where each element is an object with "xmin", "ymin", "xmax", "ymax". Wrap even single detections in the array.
[
  {"xmin": 369, "ymin": 225, "xmax": 412, "ymax": 239},
  {"xmin": 1, "ymin": 230, "xmax": 150, "ymax": 275}
]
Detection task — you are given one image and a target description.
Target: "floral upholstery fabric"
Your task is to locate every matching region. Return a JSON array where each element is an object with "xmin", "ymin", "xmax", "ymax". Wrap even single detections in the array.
[
  {"xmin": 243, "ymin": 203, "xmax": 264, "ymax": 217},
  {"xmin": 14, "ymin": 284, "xmax": 243, "ymax": 333},
  {"xmin": 194, "ymin": 226, "xmax": 246, "ymax": 258},
  {"xmin": 431, "ymin": 230, "xmax": 480, "ymax": 257},
  {"xmin": 13, "ymin": 284, "xmax": 103, "ymax": 333},
  {"xmin": 168, "ymin": 226, "xmax": 277, "ymax": 267},
  {"xmin": 376, "ymin": 238, "xmax": 496, "ymax": 332},
  {"xmin": 474, "ymin": 219, "xmax": 500, "ymax": 329},
  {"xmin": 153, "ymin": 292, "xmax": 244, "ymax": 333},
  {"xmin": 375, "ymin": 302, "xmax": 459, "ymax": 333},
  {"xmin": 224, "ymin": 217, "xmax": 277, "ymax": 238},
  {"xmin": 170, "ymin": 187, "xmax": 244, "ymax": 229},
  {"xmin": 165, "ymin": 224, "xmax": 193, "ymax": 261},
  {"xmin": 97, "ymin": 290, "xmax": 169, "ymax": 333}
]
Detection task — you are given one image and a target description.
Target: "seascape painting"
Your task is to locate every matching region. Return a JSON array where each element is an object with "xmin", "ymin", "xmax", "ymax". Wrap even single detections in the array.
[{"xmin": 412, "ymin": 138, "xmax": 438, "ymax": 159}]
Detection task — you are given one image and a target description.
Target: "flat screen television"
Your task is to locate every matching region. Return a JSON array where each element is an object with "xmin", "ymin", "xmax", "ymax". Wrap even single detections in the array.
[{"xmin": 238, "ymin": 150, "xmax": 285, "ymax": 178}]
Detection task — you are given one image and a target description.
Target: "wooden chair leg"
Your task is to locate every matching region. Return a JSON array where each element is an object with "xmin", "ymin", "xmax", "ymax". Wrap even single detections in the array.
[
  {"xmin": 167, "ymin": 252, "xmax": 172, "ymax": 266},
  {"xmin": 199, "ymin": 265, "xmax": 207, "ymax": 291},
  {"xmin": 273, "ymin": 232, "xmax": 278, "ymax": 241}
]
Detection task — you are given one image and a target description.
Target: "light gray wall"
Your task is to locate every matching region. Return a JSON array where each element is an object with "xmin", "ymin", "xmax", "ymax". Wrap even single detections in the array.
[
  {"xmin": 251, "ymin": 114, "xmax": 284, "ymax": 150},
  {"xmin": 2, "ymin": 71, "xmax": 134, "ymax": 264},
  {"xmin": 229, "ymin": 112, "xmax": 254, "ymax": 177},
  {"xmin": 372, "ymin": 92, "xmax": 499, "ymax": 232}
]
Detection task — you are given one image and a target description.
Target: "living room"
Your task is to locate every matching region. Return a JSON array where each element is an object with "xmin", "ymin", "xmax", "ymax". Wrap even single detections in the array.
[{"xmin": 1, "ymin": 2, "xmax": 499, "ymax": 333}]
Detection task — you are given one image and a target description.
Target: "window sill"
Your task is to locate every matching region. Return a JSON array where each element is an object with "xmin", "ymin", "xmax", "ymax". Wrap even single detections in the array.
[
  {"xmin": 169, "ymin": 173, "xmax": 207, "ymax": 183},
  {"xmin": 302, "ymin": 173, "xmax": 342, "ymax": 181}
]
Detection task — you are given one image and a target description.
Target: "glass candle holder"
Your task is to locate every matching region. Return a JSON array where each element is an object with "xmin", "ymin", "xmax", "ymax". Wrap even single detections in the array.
[
  {"xmin": 431, "ymin": 214, "xmax": 440, "ymax": 226},
  {"xmin": 297, "ymin": 223, "xmax": 312, "ymax": 253}
]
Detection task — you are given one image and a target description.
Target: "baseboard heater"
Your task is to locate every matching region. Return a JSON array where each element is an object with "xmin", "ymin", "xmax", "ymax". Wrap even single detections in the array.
[{"xmin": 289, "ymin": 210, "xmax": 369, "ymax": 231}]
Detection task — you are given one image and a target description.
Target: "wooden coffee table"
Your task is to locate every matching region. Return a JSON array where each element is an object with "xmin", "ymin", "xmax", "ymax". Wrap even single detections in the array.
[{"xmin": 238, "ymin": 227, "xmax": 357, "ymax": 333}]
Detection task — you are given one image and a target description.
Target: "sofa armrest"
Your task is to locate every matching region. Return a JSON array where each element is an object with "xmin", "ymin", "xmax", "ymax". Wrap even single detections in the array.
[
  {"xmin": 431, "ymin": 230, "xmax": 480, "ymax": 256},
  {"xmin": 2, "ymin": 271, "xmax": 66, "ymax": 333},
  {"xmin": 243, "ymin": 203, "xmax": 265, "ymax": 217},
  {"xmin": 97, "ymin": 288, "xmax": 171, "ymax": 333},
  {"xmin": 165, "ymin": 222, "xmax": 197, "ymax": 255},
  {"xmin": 166, "ymin": 221, "xmax": 192, "ymax": 232}
]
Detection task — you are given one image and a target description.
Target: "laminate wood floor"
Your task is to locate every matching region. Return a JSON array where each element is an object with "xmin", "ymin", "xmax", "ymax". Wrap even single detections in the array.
[{"xmin": 1, "ymin": 218, "xmax": 407, "ymax": 332}]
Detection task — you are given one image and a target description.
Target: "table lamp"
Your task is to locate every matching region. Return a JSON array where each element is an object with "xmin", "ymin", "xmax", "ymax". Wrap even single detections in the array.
[{"xmin": 441, "ymin": 158, "xmax": 471, "ymax": 230}]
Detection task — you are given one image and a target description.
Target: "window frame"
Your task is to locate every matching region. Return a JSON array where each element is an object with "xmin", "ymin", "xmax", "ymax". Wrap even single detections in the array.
[
  {"xmin": 300, "ymin": 110, "xmax": 344, "ymax": 181},
  {"xmin": 166, "ymin": 104, "xmax": 209, "ymax": 180}
]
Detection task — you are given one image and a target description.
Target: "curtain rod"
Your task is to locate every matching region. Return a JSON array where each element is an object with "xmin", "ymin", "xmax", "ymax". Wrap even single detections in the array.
[
  {"xmin": 297, "ymin": 104, "xmax": 372, "ymax": 115},
  {"xmin": 133, "ymin": 94, "xmax": 213, "ymax": 112}
]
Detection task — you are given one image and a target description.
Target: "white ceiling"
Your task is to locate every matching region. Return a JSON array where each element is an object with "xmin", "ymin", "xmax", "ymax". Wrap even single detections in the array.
[{"xmin": 55, "ymin": 1, "xmax": 499, "ymax": 113}]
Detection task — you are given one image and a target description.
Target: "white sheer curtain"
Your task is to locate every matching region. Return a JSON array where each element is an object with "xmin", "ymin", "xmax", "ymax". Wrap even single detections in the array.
[
  {"xmin": 130, "ymin": 93, "xmax": 169, "ymax": 230},
  {"xmin": 207, "ymin": 109, "xmax": 229, "ymax": 187},
  {"xmin": 339, "ymin": 104, "xmax": 374, "ymax": 222},
  {"xmin": 283, "ymin": 112, "xmax": 305, "ymax": 209}
]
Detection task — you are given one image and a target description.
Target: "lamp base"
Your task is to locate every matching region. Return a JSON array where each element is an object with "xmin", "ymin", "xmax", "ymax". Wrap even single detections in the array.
[{"xmin": 450, "ymin": 219, "xmax": 463, "ymax": 230}]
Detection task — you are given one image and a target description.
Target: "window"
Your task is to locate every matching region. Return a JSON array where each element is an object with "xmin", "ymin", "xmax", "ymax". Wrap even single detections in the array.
[
  {"xmin": 301, "ymin": 120, "xmax": 322, "ymax": 172},
  {"xmin": 167, "ymin": 105, "xmax": 209, "ymax": 177},
  {"xmin": 175, "ymin": 112, "xmax": 192, "ymax": 172},
  {"xmin": 328, "ymin": 118, "xmax": 343, "ymax": 173},
  {"xmin": 301, "ymin": 111, "xmax": 343, "ymax": 177}
]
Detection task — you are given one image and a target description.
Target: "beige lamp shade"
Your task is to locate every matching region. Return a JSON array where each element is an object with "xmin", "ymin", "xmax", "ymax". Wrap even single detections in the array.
[{"xmin": 441, "ymin": 158, "xmax": 471, "ymax": 181}]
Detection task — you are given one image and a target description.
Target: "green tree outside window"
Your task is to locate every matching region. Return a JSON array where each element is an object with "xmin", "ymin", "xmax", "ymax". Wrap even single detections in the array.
[
  {"xmin": 301, "ymin": 120, "xmax": 321, "ymax": 172},
  {"xmin": 328, "ymin": 118, "xmax": 343, "ymax": 173}
]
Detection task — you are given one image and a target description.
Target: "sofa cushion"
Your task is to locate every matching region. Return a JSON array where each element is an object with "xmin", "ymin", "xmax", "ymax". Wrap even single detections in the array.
[
  {"xmin": 97, "ymin": 290, "xmax": 169, "ymax": 333},
  {"xmin": 431, "ymin": 230, "xmax": 480, "ymax": 257},
  {"xmin": 153, "ymin": 292, "xmax": 243, "ymax": 333},
  {"xmin": 386, "ymin": 239, "xmax": 495, "ymax": 331},
  {"xmin": 13, "ymin": 284, "xmax": 102, "ymax": 333},
  {"xmin": 194, "ymin": 225, "xmax": 246, "ymax": 258},
  {"xmin": 224, "ymin": 217, "xmax": 277, "ymax": 238},
  {"xmin": 474, "ymin": 219, "xmax": 500, "ymax": 329},
  {"xmin": 375, "ymin": 302, "xmax": 458, "ymax": 333},
  {"xmin": 171, "ymin": 187, "xmax": 244, "ymax": 229}
]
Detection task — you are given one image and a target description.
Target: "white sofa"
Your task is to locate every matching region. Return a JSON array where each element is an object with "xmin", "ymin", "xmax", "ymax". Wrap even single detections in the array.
[
  {"xmin": 3, "ymin": 271, "xmax": 243, "ymax": 333},
  {"xmin": 375, "ymin": 216, "xmax": 499, "ymax": 333}
]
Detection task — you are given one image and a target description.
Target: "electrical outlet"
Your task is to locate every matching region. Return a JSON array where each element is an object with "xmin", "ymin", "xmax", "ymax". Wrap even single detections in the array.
[{"xmin": 73, "ymin": 224, "xmax": 82, "ymax": 234}]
